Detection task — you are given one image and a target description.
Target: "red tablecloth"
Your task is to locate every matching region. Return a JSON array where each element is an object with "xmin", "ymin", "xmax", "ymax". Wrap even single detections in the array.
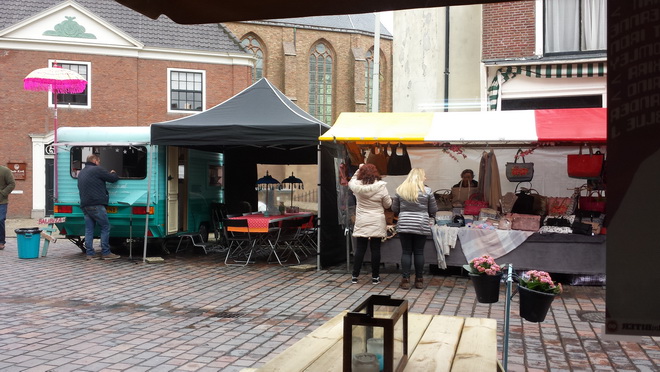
[{"xmin": 228, "ymin": 213, "xmax": 313, "ymax": 233}]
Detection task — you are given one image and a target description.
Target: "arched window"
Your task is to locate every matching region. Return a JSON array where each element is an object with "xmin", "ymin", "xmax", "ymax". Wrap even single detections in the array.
[
  {"xmin": 309, "ymin": 42, "xmax": 333, "ymax": 124},
  {"xmin": 365, "ymin": 48, "xmax": 383, "ymax": 112},
  {"xmin": 241, "ymin": 35, "xmax": 264, "ymax": 82}
]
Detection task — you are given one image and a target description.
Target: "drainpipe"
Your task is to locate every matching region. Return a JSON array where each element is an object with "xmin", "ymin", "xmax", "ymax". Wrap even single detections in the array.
[{"xmin": 444, "ymin": 7, "xmax": 450, "ymax": 112}]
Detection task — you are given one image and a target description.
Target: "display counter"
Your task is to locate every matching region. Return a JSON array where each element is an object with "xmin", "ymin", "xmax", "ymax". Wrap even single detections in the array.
[{"xmin": 363, "ymin": 228, "xmax": 606, "ymax": 275}]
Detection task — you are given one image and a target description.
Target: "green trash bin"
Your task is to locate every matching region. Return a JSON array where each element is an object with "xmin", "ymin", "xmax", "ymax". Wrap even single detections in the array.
[{"xmin": 15, "ymin": 228, "xmax": 43, "ymax": 259}]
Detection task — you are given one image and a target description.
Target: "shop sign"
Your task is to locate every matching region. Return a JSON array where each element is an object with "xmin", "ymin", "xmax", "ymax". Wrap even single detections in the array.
[{"xmin": 7, "ymin": 163, "xmax": 26, "ymax": 180}]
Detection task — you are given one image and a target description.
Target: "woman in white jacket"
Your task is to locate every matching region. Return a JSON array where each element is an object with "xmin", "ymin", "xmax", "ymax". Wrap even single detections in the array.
[{"xmin": 349, "ymin": 163, "xmax": 392, "ymax": 284}]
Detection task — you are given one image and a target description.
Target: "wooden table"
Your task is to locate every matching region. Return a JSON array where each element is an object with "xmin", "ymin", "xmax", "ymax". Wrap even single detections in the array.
[{"xmin": 244, "ymin": 311, "xmax": 498, "ymax": 372}]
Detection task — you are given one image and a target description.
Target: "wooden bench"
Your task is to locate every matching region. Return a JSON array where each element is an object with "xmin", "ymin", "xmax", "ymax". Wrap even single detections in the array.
[{"xmin": 246, "ymin": 311, "xmax": 498, "ymax": 372}]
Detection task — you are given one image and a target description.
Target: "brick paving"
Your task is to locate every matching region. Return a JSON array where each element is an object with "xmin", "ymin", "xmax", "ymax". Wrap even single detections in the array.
[{"xmin": 0, "ymin": 231, "xmax": 659, "ymax": 371}]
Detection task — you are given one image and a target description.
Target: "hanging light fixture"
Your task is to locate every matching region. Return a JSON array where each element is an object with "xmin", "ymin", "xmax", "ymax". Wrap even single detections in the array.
[{"xmin": 281, "ymin": 172, "xmax": 304, "ymax": 209}]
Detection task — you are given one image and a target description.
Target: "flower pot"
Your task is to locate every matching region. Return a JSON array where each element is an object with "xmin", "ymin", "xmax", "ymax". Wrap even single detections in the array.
[
  {"xmin": 469, "ymin": 272, "xmax": 503, "ymax": 303},
  {"xmin": 518, "ymin": 285, "xmax": 557, "ymax": 322}
]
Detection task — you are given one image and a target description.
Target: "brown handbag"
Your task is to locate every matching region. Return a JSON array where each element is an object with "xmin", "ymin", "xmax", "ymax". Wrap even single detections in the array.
[
  {"xmin": 433, "ymin": 189, "xmax": 453, "ymax": 211},
  {"xmin": 506, "ymin": 213, "xmax": 541, "ymax": 232}
]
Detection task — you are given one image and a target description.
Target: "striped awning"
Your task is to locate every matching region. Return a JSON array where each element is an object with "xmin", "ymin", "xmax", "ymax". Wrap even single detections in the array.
[
  {"xmin": 487, "ymin": 63, "xmax": 607, "ymax": 111},
  {"xmin": 319, "ymin": 108, "xmax": 606, "ymax": 145}
]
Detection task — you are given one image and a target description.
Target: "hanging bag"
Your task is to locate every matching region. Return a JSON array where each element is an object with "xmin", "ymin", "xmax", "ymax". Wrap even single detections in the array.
[
  {"xmin": 386, "ymin": 143, "xmax": 412, "ymax": 176},
  {"xmin": 567, "ymin": 146, "xmax": 605, "ymax": 179},
  {"xmin": 433, "ymin": 189, "xmax": 453, "ymax": 211},
  {"xmin": 506, "ymin": 149, "xmax": 534, "ymax": 182}
]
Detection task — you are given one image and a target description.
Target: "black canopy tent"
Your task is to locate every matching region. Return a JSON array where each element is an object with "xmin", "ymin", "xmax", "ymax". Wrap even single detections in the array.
[{"xmin": 150, "ymin": 78, "xmax": 344, "ymax": 267}]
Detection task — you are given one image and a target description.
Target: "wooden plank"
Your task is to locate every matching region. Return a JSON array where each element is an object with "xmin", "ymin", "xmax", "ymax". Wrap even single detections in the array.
[
  {"xmin": 404, "ymin": 315, "xmax": 465, "ymax": 372},
  {"xmin": 450, "ymin": 317, "xmax": 498, "ymax": 372},
  {"xmin": 258, "ymin": 311, "xmax": 348, "ymax": 372},
  {"xmin": 303, "ymin": 312, "xmax": 434, "ymax": 372}
]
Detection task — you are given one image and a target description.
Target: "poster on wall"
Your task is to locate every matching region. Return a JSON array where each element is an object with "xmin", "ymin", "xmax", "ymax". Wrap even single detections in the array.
[
  {"xmin": 606, "ymin": 1, "xmax": 660, "ymax": 336},
  {"xmin": 7, "ymin": 163, "xmax": 26, "ymax": 180}
]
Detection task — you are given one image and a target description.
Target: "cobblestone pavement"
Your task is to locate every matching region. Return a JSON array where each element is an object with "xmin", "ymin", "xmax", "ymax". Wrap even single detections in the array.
[{"xmin": 0, "ymin": 228, "xmax": 658, "ymax": 371}]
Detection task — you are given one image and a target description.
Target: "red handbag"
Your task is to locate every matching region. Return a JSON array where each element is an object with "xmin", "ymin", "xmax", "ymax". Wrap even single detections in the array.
[
  {"xmin": 567, "ymin": 146, "xmax": 605, "ymax": 179},
  {"xmin": 579, "ymin": 190, "xmax": 606, "ymax": 213},
  {"xmin": 463, "ymin": 194, "xmax": 488, "ymax": 216}
]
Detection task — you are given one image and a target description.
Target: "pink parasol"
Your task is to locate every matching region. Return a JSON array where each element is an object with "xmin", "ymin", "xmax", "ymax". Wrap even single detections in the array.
[{"xmin": 24, "ymin": 64, "xmax": 87, "ymax": 201}]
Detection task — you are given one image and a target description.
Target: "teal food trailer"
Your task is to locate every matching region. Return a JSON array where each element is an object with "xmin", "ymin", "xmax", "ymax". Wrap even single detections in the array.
[{"xmin": 54, "ymin": 126, "xmax": 223, "ymax": 252}]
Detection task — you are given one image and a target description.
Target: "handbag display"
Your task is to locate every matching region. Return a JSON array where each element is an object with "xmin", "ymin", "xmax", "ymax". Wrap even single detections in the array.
[
  {"xmin": 433, "ymin": 189, "xmax": 453, "ymax": 211},
  {"xmin": 499, "ymin": 192, "xmax": 518, "ymax": 214},
  {"xmin": 386, "ymin": 143, "xmax": 412, "ymax": 176},
  {"xmin": 366, "ymin": 145, "xmax": 389, "ymax": 175},
  {"xmin": 451, "ymin": 184, "xmax": 476, "ymax": 207},
  {"xmin": 567, "ymin": 146, "xmax": 605, "ymax": 179},
  {"xmin": 506, "ymin": 213, "xmax": 541, "ymax": 232},
  {"xmin": 463, "ymin": 193, "xmax": 489, "ymax": 216},
  {"xmin": 546, "ymin": 196, "xmax": 572, "ymax": 216},
  {"xmin": 527, "ymin": 188, "xmax": 547, "ymax": 216},
  {"xmin": 478, "ymin": 208, "xmax": 498, "ymax": 220},
  {"xmin": 506, "ymin": 149, "xmax": 534, "ymax": 182},
  {"xmin": 579, "ymin": 190, "xmax": 606, "ymax": 213},
  {"xmin": 511, "ymin": 184, "xmax": 535, "ymax": 215}
]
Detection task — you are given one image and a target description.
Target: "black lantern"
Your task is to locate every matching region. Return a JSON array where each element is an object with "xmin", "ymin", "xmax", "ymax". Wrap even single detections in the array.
[
  {"xmin": 343, "ymin": 295, "xmax": 408, "ymax": 372},
  {"xmin": 255, "ymin": 171, "xmax": 280, "ymax": 216},
  {"xmin": 281, "ymin": 172, "xmax": 304, "ymax": 209}
]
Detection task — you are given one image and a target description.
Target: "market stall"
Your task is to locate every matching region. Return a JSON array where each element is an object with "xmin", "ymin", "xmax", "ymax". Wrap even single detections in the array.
[
  {"xmin": 150, "ymin": 78, "xmax": 345, "ymax": 267},
  {"xmin": 320, "ymin": 108, "xmax": 607, "ymax": 275}
]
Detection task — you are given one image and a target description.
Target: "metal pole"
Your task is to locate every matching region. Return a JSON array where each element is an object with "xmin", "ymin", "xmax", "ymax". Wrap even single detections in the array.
[
  {"xmin": 503, "ymin": 263, "xmax": 513, "ymax": 370},
  {"xmin": 142, "ymin": 144, "xmax": 154, "ymax": 263}
]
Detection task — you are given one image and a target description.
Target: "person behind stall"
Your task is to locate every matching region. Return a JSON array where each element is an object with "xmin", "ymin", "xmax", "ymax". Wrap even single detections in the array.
[
  {"xmin": 392, "ymin": 168, "xmax": 437, "ymax": 289},
  {"xmin": 348, "ymin": 163, "xmax": 392, "ymax": 285},
  {"xmin": 453, "ymin": 169, "xmax": 478, "ymax": 188}
]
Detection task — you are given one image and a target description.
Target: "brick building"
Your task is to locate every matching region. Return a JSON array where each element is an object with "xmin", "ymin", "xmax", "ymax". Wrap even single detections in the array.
[
  {"xmin": 225, "ymin": 14, "xmax": 394, "ymax": 124},
  {"xmin": 393, "ymin": 0, "xmax": 607, "ymax": 112},
  {"xmin": 0, "ymin": 0, "xmax": 253, "ymax": 218}
]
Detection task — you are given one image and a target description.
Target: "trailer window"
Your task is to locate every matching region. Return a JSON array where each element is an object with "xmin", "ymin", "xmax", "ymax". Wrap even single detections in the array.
[{"xmin": 70, "ymin": 146, "xmax": 148, "ymax": 179}]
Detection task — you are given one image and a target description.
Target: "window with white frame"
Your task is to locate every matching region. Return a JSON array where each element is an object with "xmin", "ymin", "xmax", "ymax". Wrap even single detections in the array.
[
  {"xmin": 50, "ymin": 60, "xmax": 90, "ymax": 108},
  {"xmin": 168, "ymin": 68, "xmax": 205, "ymax": 112},
  {"xmin": 544, "ymin": 0, "xmax": 607, "ymax": 54}
]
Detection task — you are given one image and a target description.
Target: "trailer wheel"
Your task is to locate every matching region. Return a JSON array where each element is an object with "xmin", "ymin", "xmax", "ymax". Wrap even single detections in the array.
[{"xmin": 198, "ymin": 222, "xmax": 210, "ymax": 243}]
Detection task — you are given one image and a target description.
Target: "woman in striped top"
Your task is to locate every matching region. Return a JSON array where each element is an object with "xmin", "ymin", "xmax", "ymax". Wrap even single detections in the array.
[{"xmin": 392, "ymin": 168, "xmax": 437, "ymax": 289}]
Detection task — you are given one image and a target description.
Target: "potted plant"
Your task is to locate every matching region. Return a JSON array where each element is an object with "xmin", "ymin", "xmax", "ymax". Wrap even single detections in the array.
[
  {"xmin": 517, "ymin": 270, "xmax": 563, "ymax": 322},
  {"xmin": 464, "ymin": 255, "xmax": 503, "ymax": 303}
]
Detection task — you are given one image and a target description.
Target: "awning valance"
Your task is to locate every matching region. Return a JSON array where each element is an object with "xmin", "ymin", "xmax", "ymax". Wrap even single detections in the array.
[{"xmin": 319, "ymin": 108, "xmax": 606, "ymax": 146}]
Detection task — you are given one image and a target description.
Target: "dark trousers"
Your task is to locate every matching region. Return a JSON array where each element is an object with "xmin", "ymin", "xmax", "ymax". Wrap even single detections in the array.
[
  {"xmin": 352, "ymin": 237, "xmax": 381, "ymax": 278},
  {"xmin": 399, "ymin": 233, "xmax": 426, "ymax": 279}
]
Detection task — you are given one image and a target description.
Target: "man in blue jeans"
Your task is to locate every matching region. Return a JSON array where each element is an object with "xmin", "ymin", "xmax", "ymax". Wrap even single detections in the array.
[
  {"xmin": 77, "ymin": 154, "xmax": 119, "ymax": 260},
  {"xmin": 0, "ymin": 165, "xmax": 16, "ymax": 250}
]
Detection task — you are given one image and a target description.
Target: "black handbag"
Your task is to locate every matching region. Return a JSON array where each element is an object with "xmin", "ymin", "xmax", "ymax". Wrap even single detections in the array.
[
  {"xmin": 506, "ymin": 149, "xmax": 534, "ymax": 182},
  {"xmin": 571, "ymin": 221, "xmax": 593, "ymax": 235},
  {"xmin": 511, "ymin": 184, "xmax": 535, "ymax": 215}
]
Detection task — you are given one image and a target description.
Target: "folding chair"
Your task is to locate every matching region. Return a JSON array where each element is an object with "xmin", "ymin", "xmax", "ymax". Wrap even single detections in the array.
[
  {"xmin": 298, "ymin": 215, "xmax": 318, "ymax": 255},
  {"xmin": 211, "ymin": 203, "xmax": 228, "ymax": 243},
  {"xmin": 267, "ymin": 219, "xmax": 303, "ymax": 265},
  {"xmin": 223, "ymin": 218, "xmax": 257, "ymax": 266}
]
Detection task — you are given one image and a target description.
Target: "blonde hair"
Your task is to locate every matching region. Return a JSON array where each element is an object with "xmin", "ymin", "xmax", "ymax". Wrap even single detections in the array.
[{"xmin": 396, "ymin": 168, "xmax": 427, "ymax": 202}]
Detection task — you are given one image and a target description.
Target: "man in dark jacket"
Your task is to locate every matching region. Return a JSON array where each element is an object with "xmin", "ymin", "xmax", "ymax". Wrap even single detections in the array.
[
  {"xmin": 78, "ymin": 154, "xmax": 119, "ymax": 260},
  {"xmin": 0, "ymin": 165, "xmax": 16, "ymax": 250}
]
